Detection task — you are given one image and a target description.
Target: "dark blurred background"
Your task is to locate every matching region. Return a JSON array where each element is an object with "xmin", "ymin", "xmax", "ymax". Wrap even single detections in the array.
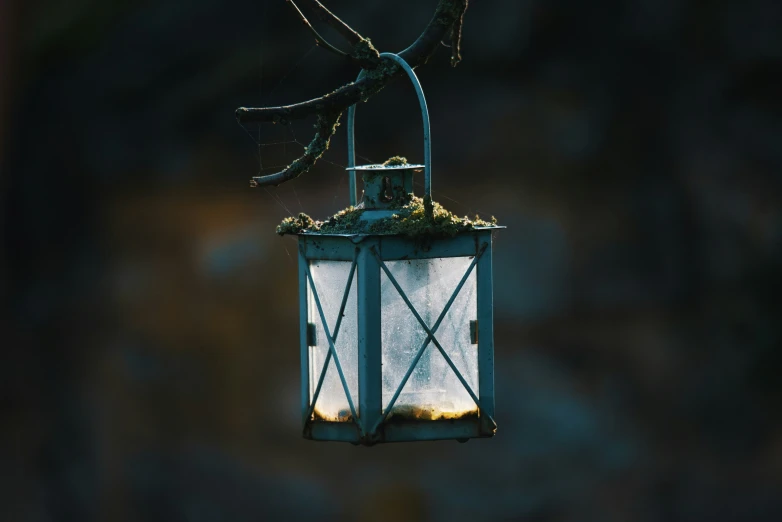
[{"xmin": 2, "ymin": 0, "xmax": 782, "ymax": 520}]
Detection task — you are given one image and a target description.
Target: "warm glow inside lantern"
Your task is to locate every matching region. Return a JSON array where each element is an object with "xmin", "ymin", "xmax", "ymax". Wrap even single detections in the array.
[{"xmin": 283, "ymin": 53, "xmax": 501, "ymax": 444}]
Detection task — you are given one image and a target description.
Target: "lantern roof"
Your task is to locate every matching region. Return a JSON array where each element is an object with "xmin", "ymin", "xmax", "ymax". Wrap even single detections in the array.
[
  {"xmin": 276, "ymin": 195, "xmax": 501, "ymax": 238},
  {"xmin": 346, "ymin": 155, "xmax": 423, "ymax": 172},
  {"xmin": 345, "ymin": 164, "xmax": 425, "ymax": 171}
]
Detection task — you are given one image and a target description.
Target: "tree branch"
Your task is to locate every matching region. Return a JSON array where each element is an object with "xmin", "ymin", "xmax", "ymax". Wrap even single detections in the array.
[
  {"xmin": 236, "ymin": 78, "xmax": 381, "ymax": 124},
  {"xmin": 449, "ymin": 2, "xmax": 467, "ymax": 66},
  {"xmin": 239, "ymin": 0, "xmax": 469, "ymax": 188},
  {"xmin": 299, "ymin": 0, "xmax": 364, "ymax": 47},
  {"xmin": 250, "ymin": 111, "xmax": 342, "ymax": 187},
  {"xmin": 294, "ymin": 0, "xmax": 380, "ymax": 69},
  {"xmin": 398, "ymin": 0, "xmax": 469, "ymax": 66},
  {"xmin": 286, "ymin": 0, "xmax": 353, "ymax": 61}
]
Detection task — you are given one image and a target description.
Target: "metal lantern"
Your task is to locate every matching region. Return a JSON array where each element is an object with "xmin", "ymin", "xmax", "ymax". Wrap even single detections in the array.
[{"xmin": 293, "ymin": 53, "xmax": 500, "ymax": 445}]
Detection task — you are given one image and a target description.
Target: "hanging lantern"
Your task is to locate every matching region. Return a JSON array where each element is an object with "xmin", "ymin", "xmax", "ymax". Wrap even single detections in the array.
[{"xmin": 279, "ymin": 53, "xmax": 501, "ymax": 445}]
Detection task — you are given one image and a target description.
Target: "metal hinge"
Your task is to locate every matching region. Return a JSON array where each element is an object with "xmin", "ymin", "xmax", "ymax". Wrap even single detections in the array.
[
  {"xmin": 307, "ymin": 322, "xmax": 318, "ymax": 346},
  {"xmin": 470, "ymin": 320, "xmax": 478, "ymax": 345}
]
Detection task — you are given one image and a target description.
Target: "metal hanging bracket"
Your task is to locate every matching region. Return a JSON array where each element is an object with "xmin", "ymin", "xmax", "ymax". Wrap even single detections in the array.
[{"xmin": 346, "ymin": 53, "xmax": 432, "ymax": 219}]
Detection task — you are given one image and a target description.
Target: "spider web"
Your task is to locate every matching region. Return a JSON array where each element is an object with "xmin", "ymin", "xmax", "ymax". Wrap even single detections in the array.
[{"xmin": 236, "ymin": 41, "xmax": 367, "ymax": 216}]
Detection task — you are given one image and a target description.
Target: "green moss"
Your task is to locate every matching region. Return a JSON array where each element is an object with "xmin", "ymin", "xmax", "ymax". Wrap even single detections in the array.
[
  {"xmin": 276, "ymin": 213, "xmax": 317, "ymax": 235},
  {"xmin": 382, "ymin": 156, "xmax": 408, "ymax": 166},
  {"xmin": 386, "ymin": 191, "xmax": 414, "ymax": 209},
  {"xmin": 319, "ymin": 206, "xmax": 365, "ymax": 234},
  {"xmin": 367, "ymin": 195, "xmax": 497, "ymax": 237},
  {"xmin": 276, "ymin": 195, "xmax": 498, "ymax": 238}
]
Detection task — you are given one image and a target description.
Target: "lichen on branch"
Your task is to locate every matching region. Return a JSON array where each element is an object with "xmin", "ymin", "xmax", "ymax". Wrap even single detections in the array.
[{"xmin": 351, "ymin": 37, "xmax": 380, "ymax": 67}]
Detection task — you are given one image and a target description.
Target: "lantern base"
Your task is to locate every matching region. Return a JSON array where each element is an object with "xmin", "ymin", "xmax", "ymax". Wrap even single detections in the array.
[{"xmin": 305, "ymin": 416, "xmax": 496, "ymax": 445}]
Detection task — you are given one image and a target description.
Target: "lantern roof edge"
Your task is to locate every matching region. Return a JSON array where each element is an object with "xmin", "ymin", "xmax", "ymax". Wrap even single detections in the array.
[{"xmin": 292, "ymin": 225, "xmax": 505, "ymax": 238}]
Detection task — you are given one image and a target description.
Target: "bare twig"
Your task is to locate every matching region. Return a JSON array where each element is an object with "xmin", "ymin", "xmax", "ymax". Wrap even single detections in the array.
[
  {"xmin": 236, "ymin": 78, "xmax": 380, "ymax": 124},
  {"xmin": 397, "ymin": 0, "xmax": 468, "ymax": 66},
  {"xmin": 299, "ymin": 0, "xmax": 363, "ymax": 47},
  {"xmin": 292, "ymin": 0, "xmax": 379, "ymax": 69},
  {"xmin": 240, "ymin": 0, "xmax": 469, "ymax": 188},
  {"xmin": 297, "ymin": 0, "xmax": 380, "ymax": 69},
  {"xmin": 286, "ymin": 0, "xmax": 350, "ymax": 59}
]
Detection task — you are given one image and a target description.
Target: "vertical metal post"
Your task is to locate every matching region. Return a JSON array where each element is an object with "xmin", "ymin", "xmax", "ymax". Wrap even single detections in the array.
[
  {"xmin": 346, "ymin": 70, "xmax": 367, "ymax": 207},
  {"xmin": 476, "ymin": 231, "xmax": 496, "ymax": 435},
  {"xmin": 298, "ymin": 239, "xmax": 311, "ymax": 426},
  {"xmin": 357, "ymin": 241, "xmax": 382, "ymax": 442}
]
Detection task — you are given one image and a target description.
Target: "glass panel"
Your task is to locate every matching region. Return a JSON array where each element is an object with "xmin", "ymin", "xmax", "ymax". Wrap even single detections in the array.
[
  {"xmin": 308, "ymin": 260, "xmax": 358, "ymax": 422},
  {"xmin": 381, "ymin": 257, "xmax": 478, "ymax": 422}
]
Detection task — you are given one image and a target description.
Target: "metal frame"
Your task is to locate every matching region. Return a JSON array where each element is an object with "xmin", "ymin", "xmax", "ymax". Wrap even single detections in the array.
[{"xmin": 299, "ymin": 230, "xmax": 497, "ymax": 444}]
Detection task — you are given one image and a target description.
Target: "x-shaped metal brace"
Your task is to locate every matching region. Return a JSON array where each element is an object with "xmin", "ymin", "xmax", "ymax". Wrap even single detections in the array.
[
  {"xmin": 369, "ymin": 243, "xmax": 496, "ymax": 435},
  {"xmin": 300, "ymin": 246, "xmax": 362, "ymax": 435}
]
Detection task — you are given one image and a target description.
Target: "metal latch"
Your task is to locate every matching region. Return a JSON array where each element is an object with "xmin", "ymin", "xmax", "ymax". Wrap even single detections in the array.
[{"xmin": 307, "ymin": 323, "xmax": 318, "ymax": 346}]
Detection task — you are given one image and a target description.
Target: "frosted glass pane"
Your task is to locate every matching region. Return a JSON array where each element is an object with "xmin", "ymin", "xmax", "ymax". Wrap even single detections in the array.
[
  {"xmin": 308, "ymin": 261, "xmax": 358, "ymax": 422},
  {"xmin": 381, "ymin": 257, "xmax": 478, "ymax": 421}
]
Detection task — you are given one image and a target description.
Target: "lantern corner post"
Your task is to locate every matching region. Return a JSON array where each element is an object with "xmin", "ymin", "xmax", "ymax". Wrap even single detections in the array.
[
  {"xmin": 357, "ymin": 238, "xmax": 383, "ymax": 444},
  {"xmin": 298, "ymin": 237, "xmax": 312, "ymax": 437},
  {"xmin": 476, "ymin": 230, "xmax": 497, "ymax": 437}
]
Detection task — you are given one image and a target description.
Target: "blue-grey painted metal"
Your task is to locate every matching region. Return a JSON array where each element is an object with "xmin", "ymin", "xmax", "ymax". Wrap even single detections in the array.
[
  {"xmin": 346, "ymin": 52, "xmax": 432, "ymax": 204},
  {"xmin": 299, "ymin": 235, "xmax": 357, "ymax": 261},
  {"xmin": 382, "ymin": 419, "xmax": 480, "ymax": 442},
  {"xmin": 345, "ymin": 68, "xmax": 366, "ymax": 206},
  {"xmin": 477, "ymin": 231, "xmax": 497, "ymax": 435},
  {"xmin": 309, "ymin": 421, "xmax": 361, "ymax": 442},
  {"xmin": 307, "ymin": 418, "xmax": 484, "ymax": 443},
  {"xmin": 356, "ymin": 240, "xmax": 382, "ymax": 442},
  {"xmin": 299, "ymin": 249, "xmax": 310, "ymax": 430},
  {"xmin": 309, "ymin": 417, "xmax": 482, "ymax": 443},
  {"xmin": 299, "ymin": 228, "xmax": 504, "ymax": 260}
]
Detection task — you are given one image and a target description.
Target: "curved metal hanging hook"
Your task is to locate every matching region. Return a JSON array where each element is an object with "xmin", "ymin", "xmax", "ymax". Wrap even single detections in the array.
[{"xmin": 347, "ymin": 52, "xmax": 432, "ymax": 207}]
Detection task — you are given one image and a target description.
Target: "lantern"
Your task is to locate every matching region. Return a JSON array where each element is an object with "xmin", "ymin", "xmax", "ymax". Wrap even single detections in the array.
[{"xmin": 290, "ymin": 53, "xmax": 501, "ymax": 444}]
